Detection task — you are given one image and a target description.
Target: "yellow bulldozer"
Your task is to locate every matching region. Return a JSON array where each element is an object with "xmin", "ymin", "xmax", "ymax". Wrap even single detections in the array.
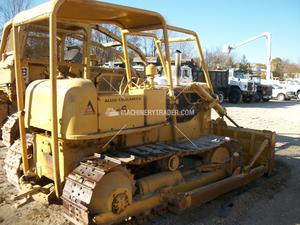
[{"xmin": 2, "ymin": 1, "xmax": 275, "ymax": 225}]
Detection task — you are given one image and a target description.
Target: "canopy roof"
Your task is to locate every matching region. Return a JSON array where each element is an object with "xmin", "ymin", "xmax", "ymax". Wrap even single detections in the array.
[{"xmin": 13, "ymin": 0, "xmax": 165, "ymax": 30}]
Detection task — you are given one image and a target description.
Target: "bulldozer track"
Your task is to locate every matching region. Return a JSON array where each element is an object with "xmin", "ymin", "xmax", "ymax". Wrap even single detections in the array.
[
  {"xmin": 62, "ymin": 157, "xmax": 134, "ymax": 225},
  {"xmin": 2, "ymin": 112, "xmax": 19, "ymax": 147},
  {"xmin": 109, "ymin": 136, "xmax": 236, "ymax": 165},
  {"xmin": 3, "ymin": 134, "xmax": 33, "ymax": 187},
  {"xmin": 62, "ymin": 135, "xmax": 239, "ymax": 225}
]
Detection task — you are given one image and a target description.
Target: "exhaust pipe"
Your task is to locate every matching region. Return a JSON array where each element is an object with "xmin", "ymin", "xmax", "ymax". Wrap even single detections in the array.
[{"xmin": 174, "ymin": 50, "xmax": 182, "ymax": 86}]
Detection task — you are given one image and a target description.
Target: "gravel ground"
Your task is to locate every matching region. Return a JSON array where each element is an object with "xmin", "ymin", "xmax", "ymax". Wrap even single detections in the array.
[{"xmin": 0, "ymin": 99, "xmax": 299, "ymax": 225}]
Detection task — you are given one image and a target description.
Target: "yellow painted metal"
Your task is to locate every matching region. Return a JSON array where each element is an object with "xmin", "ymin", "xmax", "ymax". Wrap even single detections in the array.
[
  {"xmin": 129, "ymin": 89, "xmax": 167, "ymax": 126},
  {"xmin": 166, "ymin": 25, "xmax": 197, "ymax": 36},
  {"xmin": 212, "ymin": 121, "xmax": 276, "ymax": 174},
  {"xmin": 190, "ymin": 83, "xmax": 226, "ymax": 116},
  {"xmin": 121, "ymin": 30, "xmax": 132, "ymax": 88},
  {"xmin": 171, "ymin": 169, "xmax": 226, "ymax": 194},
  {"xmin": 34, "ymin": 133, "xmax": 105, "ymax": 183},
  {"xmin": 145, "ymin": 64, "xmax": 157, "ymax": 78},
  {"xmin": 50, "ymin": 2, "xmax": 63, "ymax": 197},
  {"xmin": 59, "ymin": 34, "xmax": 65, "ymax": 64},
  {"xmin": 190, "ymin": 83, "xmax": 240, "ymax": 127},
  {"xmin": 84, "ymin": 26, "xmax": 91, "ymax": 79},
  {"xmin": 161, "ymin": 24, "xmax": 178, "ymax": 143},
  {"xmin": 246, "ymin": 139, "xmax": 269, "ymax": 170},
  {"xmin": 137, "ymin": 170, "xmax": 183, "ymax": 195},
  {"xmin": 12, "ymin": 25, "xmax": 29, "ymax": 174},
  {"xmin": 168, "ymin": 37, "xmax": 195, "ymax": 43},
  {"xmin": 89, "ymin": 168, "xmax": 134, "ymax": 214},
  {"xmin": 93, "ymin": 169, "xmax": 226, "ymax": 225},
  {"xmin": 174, "ymin": 166, "xmax": 266, "ymax": 210},
  {"xmin": 145, "ymin": 64, "xmax": 157, "ymax": 88},
  {"xmin": 98, "ymin": 94, "xmax": 144, "ymax": 132},
  {"xmin": 0, "ymin": 68, "xmax": 14, "ymax": 84},
  {"xmin": 25, "ymin": 79, "xmax": 98, "ymax": 137},
  {"xmin": 162, "ymin": 27, "xmax": 174, "ymax": 97},
  {"xmin": 210, "ymin": 147, "xmax": 231, "ymax": 164},
  {"xmin": 94, "ymin": 194, "xmax": 162, "ymax": 225},
  {"xmin": 13, "ymin": 0, "xmax": 166, "ymax": 30}
]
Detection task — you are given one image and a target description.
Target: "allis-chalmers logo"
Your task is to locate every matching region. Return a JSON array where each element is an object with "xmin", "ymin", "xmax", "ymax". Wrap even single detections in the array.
[{"xmin": 84, "ymin": 101, "xmax": 96, "ymax": 115}]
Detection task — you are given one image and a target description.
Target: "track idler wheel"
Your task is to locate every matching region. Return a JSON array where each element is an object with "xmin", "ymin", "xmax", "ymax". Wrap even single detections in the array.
[
  {"xmin": 203, "ymin": 145, "xmax": 242, "ymax": 175},
  {"xmin": 89, "ymin": 167, "xmax": 135, "ymax": 215}
]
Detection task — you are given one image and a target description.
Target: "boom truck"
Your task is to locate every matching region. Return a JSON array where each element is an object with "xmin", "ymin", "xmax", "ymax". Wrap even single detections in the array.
[{"xmin": 3, "ymin": 1, "xmax": 275, "ymax": 225}]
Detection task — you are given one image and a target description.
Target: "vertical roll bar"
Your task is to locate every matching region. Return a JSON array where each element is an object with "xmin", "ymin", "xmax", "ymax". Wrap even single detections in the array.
[
  {"xmin": 49, "ymin": 11, "xmax": 61, "ymax": 198},
  {"xmin": 162, "ymin": 24, "xmax": 177, "ymax": 142},
  {"xmin": 13, "ymin": 25, "xmax": 29, "ymax": 174},
  {"xmin": 84, "ymin": 26, "xmax": 91, "ymax": 79},
  {"xmin": 121, "ymin": 30, "xmax": 132, "ymax": 88}
]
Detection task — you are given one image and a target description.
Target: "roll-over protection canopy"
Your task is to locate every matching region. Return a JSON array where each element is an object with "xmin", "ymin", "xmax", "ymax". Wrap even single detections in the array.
[{"xmin": 13, "ymin": 0, "xmax": 166, "ymax": 30}]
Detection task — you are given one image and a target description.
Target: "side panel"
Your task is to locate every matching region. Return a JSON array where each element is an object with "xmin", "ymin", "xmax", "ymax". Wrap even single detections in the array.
[
  {"xmin": 98, "ymin": 94, "xmax": 144, "ymax": 132},
  {"xmin": 25, "ymin": 79, "xmax": 98, "ymax": 137},
  {"xmin": 35, "ymin": 134, "xmax": 104, "ymax": 182},
  {"xmin": 129, "ymin": 89, "xmax": 167, "ymax": 126}
]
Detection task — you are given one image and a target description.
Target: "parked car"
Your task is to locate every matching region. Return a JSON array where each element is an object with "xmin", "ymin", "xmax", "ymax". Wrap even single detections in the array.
[
  {"xmin": 279, "ymin": 80, "xmax": 300, "ymax": 99},
  {"xmin": 272, "ymin": 84, "xmax": 295, "ymax": 101}
]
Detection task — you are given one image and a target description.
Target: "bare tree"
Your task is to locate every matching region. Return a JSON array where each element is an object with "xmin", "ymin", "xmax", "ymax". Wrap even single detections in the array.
[
  {"xmin": 205, "ymin": 47, "xmax": 237, "ymax": 70},
  {"xmin": 0, "ymin": 0, "xmax": 32, "ymax": 32},
  {"xmin": 90, "ymin": 25, "xmax": 121, "ymax": 64},
  {"xmin": 237, "ymin": 54, "xmax": 252, "ymax": 73}
]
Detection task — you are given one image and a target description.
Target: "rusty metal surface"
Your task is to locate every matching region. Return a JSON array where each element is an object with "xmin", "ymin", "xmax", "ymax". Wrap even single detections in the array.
[
  {"xmin": 1, "ymin": 112, "xmax": 19, "ymax": 147},
  {"xmin": 3, "ymin": 134, "xmax": 33, "ymax": 187}
]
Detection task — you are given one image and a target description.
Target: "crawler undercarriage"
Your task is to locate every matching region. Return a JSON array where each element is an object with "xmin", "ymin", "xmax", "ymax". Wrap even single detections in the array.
[
  {"xmin": 4, "ymin": 127, "xmax": 274, "ymax": 225},
  {"xmin": 62, "ymin": 136, "xmax": 241, "ymax": 225}
]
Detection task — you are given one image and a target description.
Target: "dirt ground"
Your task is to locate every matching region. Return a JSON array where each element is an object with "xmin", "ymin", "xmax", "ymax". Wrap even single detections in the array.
[{"xmin": 0, "ymin": 100, "xmax": 299, "ymax": 225}]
